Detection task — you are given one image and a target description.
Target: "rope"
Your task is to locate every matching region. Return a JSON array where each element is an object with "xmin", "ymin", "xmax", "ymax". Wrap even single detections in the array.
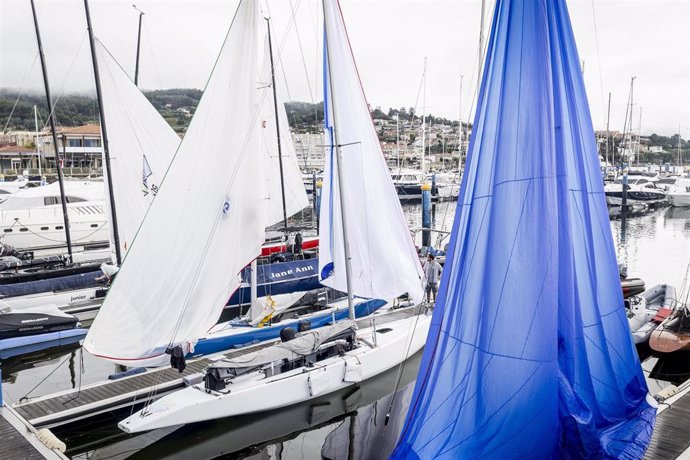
[
  {"xmin": 18, "ymin": 353, "xmax": 73, "ymax": 402},
  {"xmin": 384, "ymin": 304, "xmax": 425, "ymax": 425},
  {"xmin": 1, "ymin": 54, "xmax": 39, "ymax": 134}
]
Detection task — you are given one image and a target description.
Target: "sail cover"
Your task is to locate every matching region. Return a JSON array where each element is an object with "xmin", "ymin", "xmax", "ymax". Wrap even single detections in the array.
[
  {"xmin": 393, "ymin": 0, "xmax": 655, "ymax": 458},
  {"xmin": 95, "ymin": 40, "xmax": 180, "ymax": 260},
  {"xmin": 319, "ymin": 0, "xmax": 423, "ymax": 303},
  {"xmin": 258, "ymin": 37, "xmax": 310, "ymax": 226},
  {"xmin": 84, "ymin": 0, "xmax": 264, "ymax": 366}
]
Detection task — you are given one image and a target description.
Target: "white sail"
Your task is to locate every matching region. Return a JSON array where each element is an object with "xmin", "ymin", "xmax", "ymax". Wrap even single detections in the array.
[
  {"xmin": 84, "ymin": 0, "xmax": 264, "ymax": 366},
  {"xmin": 319, "ymin": 1, "xmax": 424, "ymax": 303},
  {"xmin": 95, "ymin": 40, "xmax": 180, "ymax": 260},
  {"xmin": 258, "ymin": 37, "xmax": 309, "ymax": 226}
]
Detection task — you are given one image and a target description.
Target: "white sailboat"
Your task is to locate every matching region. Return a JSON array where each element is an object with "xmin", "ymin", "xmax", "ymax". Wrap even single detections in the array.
[
  {"xmin": 117, "ymin": 0, "xmax": 428, "ymax": 433},
  {"xmin": 83, "ymin": 0, "xmax": 268, "ymax": 367}
]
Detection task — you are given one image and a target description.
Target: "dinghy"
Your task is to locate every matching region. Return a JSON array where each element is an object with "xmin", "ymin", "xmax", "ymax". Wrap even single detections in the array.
[
  {"xmin": 392, "ymin": 0, "xmax": 655, "ymax": 458},
  {"xmin": 0, "ymin": 304, "xmax": 80, "ymax": 340},
  {"xmin": 649, "ymin": 299, "xmax": 690, "ymax": 353},
  {"xmin": 628, "ymin": 284, "xmax": 677, "ymax": 344},
  {"xmin": 116, "ymin": 0, "xmax": 426, "ymax": 432}
]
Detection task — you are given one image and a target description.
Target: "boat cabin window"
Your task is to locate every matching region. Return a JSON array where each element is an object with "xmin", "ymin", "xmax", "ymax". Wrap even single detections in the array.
[
  {"xmin": 44, "ymin": 196, "xmax": 60, "ymax": 205},
  {"xmin": 66, "ymin": 196, "xmax": 86, "ymax": 203}
]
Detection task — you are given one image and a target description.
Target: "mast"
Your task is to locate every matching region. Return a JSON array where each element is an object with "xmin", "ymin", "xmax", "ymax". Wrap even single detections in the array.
[
  {"xmin": 478, "ymin": 0, "xmax": 486, "ymax": 85},
  {"xmin": 636, "ymin": 106, "xmax": 642, "ymax": 166},
  {"xmin": 396, "ymin": 114, "xmax": 400, "ymax": 168},
  {"xmin": 628, "ymin": 77, "xmax": 635, "ymax": 164},
  {"xmin": 266, "ymin": 18, "xmax": 289, "ymax": 230},
  {"xmin": 133, "ymin": 5, "xmax": 144, "ymax": 87},
  {"xmin": 33, "ymin": 104, "xmax": 42, "ymax": 176},
  {"xmin": 421, "ymin": 57, "xmax": 427, "ymax": 174},
  {"xmin": 323, "ymin": 5, "xmax": 355, "ymax": 320},
  {"xmin": 84, "ymin": 0, "xmax": 123, "ymax": 266},
  {"xmin": 29, "ymin": 0, "xmax": 73, "ymax": 263},
  {"xmin": 459, "ymin": 74, "xmax": 463, "ymax": 169},
  {"xmin": 605, "ymin": 92, "xmax": 611, "ymax": 168},
  {"xmin": 678, "ymin": 125, "xmax": 682, "ymax": 167}
]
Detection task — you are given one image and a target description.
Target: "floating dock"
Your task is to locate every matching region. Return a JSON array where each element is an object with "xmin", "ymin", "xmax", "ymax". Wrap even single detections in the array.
[
  {"xmin": 0, "ymin": 404, "xmax": 67, "ymax": 459},
  {"xmin": 645, "ymin": 381, "xmax": 690, "ymax": 459},
  {"xmin": 12, "ymin": 306, "xmax": 422, "ymax": 429}
]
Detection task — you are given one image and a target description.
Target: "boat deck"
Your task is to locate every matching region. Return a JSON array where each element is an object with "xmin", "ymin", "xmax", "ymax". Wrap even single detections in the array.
[
  {"xmin": 12, "ymin": 306, "xmax": 422, "ymax": 429},
  {"xmin": 0, "ymin": 406, "xmax": 67, "ymax": 459},
  {"xmin": 645, "ymin": 388, "xmax": 690, "ymax": 459}
]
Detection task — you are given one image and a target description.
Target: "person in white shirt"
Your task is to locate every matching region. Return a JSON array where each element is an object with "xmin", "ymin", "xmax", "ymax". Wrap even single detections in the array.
[{"xmin": 422, "ymin": 253, "xmax": 442, "ymax": 303}]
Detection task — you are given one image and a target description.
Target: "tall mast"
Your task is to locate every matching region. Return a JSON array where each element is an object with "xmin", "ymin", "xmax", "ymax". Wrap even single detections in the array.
[
  {"xmin": 636, "ymin": 106, "xmax": 642, "ymax": 166},
  {"xmin": 605, "ymin": 92, "xmax": 611, "ymax": 167},
  {"xmin": 29, "ymin": 0, "xmax": 73, "ymax": 263},
  {"xmin": 133, "ymin": 5, "xmax": 144, "ymax": 87},
  {"xmin": 33, "ymin": 104, "xmax": 42, "ymax": 176},
  {"xmin": 323, "ymin": 4, "xmax": 355, "ymax": 320},
  {"xmin": 421, "ymin": 57, "xmax": 427, "ymax": 174},
  {"xmin": 628, "ymin": 77, "xmax": 635, "ymax": 163},
  {"xmin": 679, "ymin": 125, "xmax": 683, "ymax": 167},
  {"xmin": 459, "ymin": 74, "xmax": 463, "ymax": 169},
  {"xmin": 266, "ymin": 18, "xmax": 289, "ymax": 230},
  {"xmin": 84, "ymin": 0, "xmax": 123, "ymax": 265},
  {"xmin": 478, "ymin": 0, "xmax": 486, "ymax": 86}
]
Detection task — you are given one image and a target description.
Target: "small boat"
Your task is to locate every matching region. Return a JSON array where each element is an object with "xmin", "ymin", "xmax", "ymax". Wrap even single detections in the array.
[
  {"xmin": 0, "ymin": 327, "xmax": 86, "ymax": 360},
  {"xmin": 667, "ymin": 178, "xmax": 690, "ymax": 207},
  {"xmin": 649, "ymin": 305, "xmax": 690, "ymax": 353},
  {"xmin": 119, "ymin": 312, "xmax": 430, "ymax": 433},
  {"xmin": 391, "ymin": 169, "xmax": 426, "ymax": 201},
  {"xmin": 0, "ymin": 303, "xmax": 80, "ymax": 340},
  {"xmin": 627, "ymin": 284, "xmax": 677, "ymax": 344},
  {"xmin": 604, "ymin": 175, "xmax": 666, "ymax": 205}
]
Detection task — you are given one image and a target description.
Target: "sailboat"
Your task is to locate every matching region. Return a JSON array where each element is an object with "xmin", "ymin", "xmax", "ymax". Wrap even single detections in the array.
[
  {"xmin": 392, "ymin": 0, "xmax": 656, "ymax": 458},
  {"xmin": 115, "ymin": 0, "xmax": 428, "ymax": 433}
]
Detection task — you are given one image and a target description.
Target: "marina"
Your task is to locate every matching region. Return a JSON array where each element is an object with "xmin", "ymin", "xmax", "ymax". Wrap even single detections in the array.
[{"xmin": 0, "ymin": 0, "xmax": 688, "ymax": 458}]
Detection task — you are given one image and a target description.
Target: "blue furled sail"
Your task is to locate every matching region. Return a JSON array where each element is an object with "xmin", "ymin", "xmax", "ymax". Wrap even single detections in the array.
[{"xmin": 392, "ymin": 1, "xmax": 656, "ymax": 459}]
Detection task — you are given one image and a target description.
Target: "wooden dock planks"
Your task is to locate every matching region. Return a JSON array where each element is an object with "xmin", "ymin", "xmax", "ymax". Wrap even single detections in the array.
[{"xmin": 645, "ymin": 391, "xmax": 690, "ymax": 459}]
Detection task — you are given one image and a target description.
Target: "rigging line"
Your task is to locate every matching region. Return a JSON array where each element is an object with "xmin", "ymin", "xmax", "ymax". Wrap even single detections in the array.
[
  {"xmin": 590, "ymin": 0, "xmax": 608, "ymax": 129},
  {"xmin": 142, "ymin": 21, "xmax": 164, "ymax": 89},
  {"xmin": 289, "ymin": 0, "xmax": 318, "ymax": 115},
  {"xmin": 435, "ymin": 1, "xmax": 495, "ymax": 240},
  {"xmin": 1, "ymin": 53, "xmax": 39, "ymax": 134},
  {"xmin": 384, "ymin": 305, "xmax": 424, "ymax": 425},
  {"xmin": 41, "ymin": 31, "xmax": 89, "ymax": 132},
  {"xmin": 18, "ymin": 353, "xmax": 73, "ymax": 402}
]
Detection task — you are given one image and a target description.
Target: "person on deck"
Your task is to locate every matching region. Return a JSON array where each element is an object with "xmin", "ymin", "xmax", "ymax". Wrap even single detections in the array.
[
  {"xmin": 423, "ymin": 253, "xmax": 442, "ymax": 303},
  {"xmin": 95, "ymin": 263, "xmax": 120, "ymax": 285}
]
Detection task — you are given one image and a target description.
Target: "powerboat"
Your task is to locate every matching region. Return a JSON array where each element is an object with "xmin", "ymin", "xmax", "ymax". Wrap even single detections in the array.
[
  {"xmin": 667, "ymin": 178, "xmax": 690, "ymax": 207},
  {"xmin": 604, "ymin": 175, "xmax": 666, "ymax": 205}
]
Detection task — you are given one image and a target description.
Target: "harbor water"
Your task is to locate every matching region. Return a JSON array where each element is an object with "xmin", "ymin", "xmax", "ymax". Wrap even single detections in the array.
[{"xmin": 0, "ymin": 203, "xmax": 689, "ymax": 459}]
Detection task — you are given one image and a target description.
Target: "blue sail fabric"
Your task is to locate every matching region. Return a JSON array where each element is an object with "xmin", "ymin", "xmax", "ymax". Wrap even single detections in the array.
[{"xmin": 392, "ymin": 1, "xmax": 655, "ymax": 459}]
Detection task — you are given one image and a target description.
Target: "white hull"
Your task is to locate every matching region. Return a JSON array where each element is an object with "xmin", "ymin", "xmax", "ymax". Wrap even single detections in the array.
[
  {"xmin": 119, "ymin": 313, "xmax": 431, "ymax": 433},
  {"xmin": 0, "ymin": 202, "xmax": 109, "ymax": 254},
  {"xmin": 668, "ymin": 192, "xmax": 690, "ymax": 207},
  {"xmin": 2, "ymin": 286, "xmax": 106, "ymax": 321}
]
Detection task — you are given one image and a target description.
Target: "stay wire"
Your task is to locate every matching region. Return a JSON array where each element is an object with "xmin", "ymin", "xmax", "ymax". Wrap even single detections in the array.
[{"xmin": 1, "ymin": 54, "xmax": 39, "ymax": 134}]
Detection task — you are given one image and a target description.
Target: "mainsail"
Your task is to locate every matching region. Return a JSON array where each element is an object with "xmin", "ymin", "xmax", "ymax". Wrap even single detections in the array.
[
  {"xmin": 258, "ymin": 36, "xmax": 309, "ymax": 226},
  {"xmin": 95, "ymin": 39, "xmax": 180, "ymax": 259},
  {"xmin": 393, "ymin": 0, "xmax": 655, "ymax": 458},
  {"xmin": 319, "ymin": 0, "xmax": 423, "ymax": 303},
  {"xmin": 84, "ymin": 0, "xmax": 264, "ymax": 366}
]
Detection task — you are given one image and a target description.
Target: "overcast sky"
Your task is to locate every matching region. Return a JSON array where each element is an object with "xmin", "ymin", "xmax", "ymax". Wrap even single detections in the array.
[{"xmin": 1, "ymin": 0, "xmax": 688, "ymax": 136}]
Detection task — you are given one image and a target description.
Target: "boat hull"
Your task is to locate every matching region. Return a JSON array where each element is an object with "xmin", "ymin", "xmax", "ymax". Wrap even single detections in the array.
[
  {"xmin": 649, "ymin": 329, "xmax": 690, "ymax": 353},
  {"xmin": 119, "ymin": 313, "xmax": 431, "ymax": 433}
]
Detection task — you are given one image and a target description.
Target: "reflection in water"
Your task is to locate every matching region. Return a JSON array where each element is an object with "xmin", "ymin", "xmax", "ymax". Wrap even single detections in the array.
[{"xmin": 1, "ymin": 342, "xmax": 81, "ymax": 385}]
